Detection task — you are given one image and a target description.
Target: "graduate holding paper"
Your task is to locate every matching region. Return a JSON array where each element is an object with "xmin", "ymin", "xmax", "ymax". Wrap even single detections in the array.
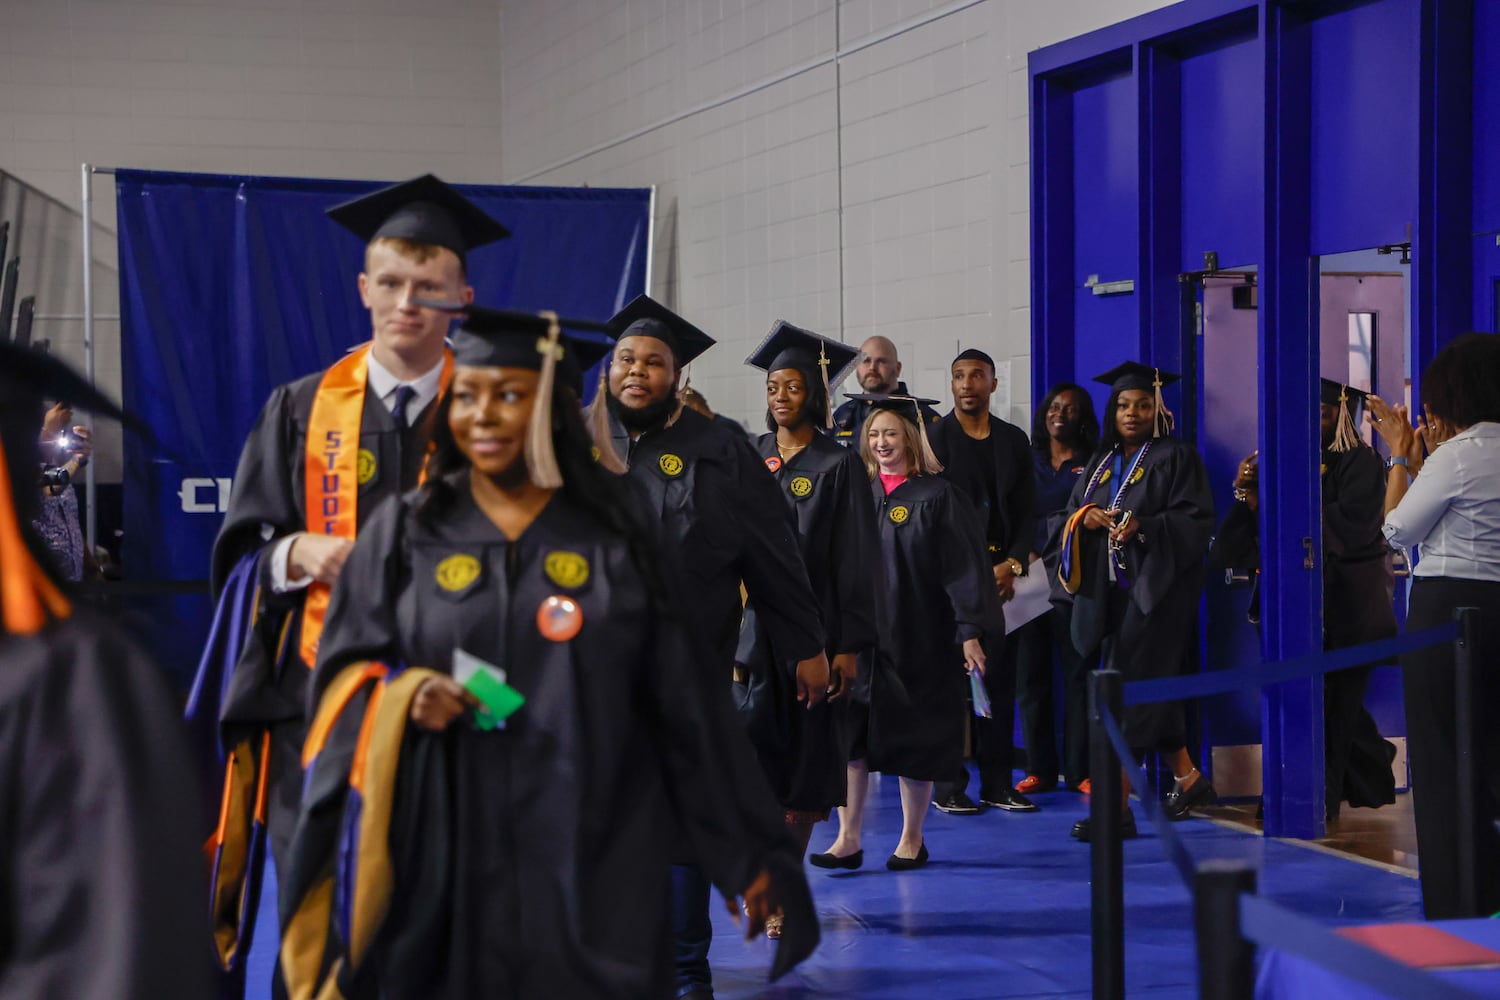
[
  {"xmin": 814, "ymin": 396, "xmax": 998, "ymax": 871},
  {"xmin": 282, "ymin": 306, "xmax": 815, "ymax": 1000}
]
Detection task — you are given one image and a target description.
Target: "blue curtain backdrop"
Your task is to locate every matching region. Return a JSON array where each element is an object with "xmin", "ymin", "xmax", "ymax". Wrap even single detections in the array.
[{"xmin": 115, "ymin": 170, "xmax": 649, "ymax": 682}]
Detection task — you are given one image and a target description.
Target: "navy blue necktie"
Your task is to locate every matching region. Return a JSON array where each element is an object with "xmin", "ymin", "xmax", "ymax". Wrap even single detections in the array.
[{"xmin": 391, "ymin": 384, "xmax": 417, "ymax": 427}]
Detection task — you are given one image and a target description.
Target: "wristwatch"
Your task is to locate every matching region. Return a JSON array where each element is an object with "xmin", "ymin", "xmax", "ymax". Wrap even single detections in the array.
[
  {"xmin": 1386, "ymin": 455, "xmax": 1409, "ymax": 469},
  {"xmin": 1005, "ymin": 557, "xmax": 1026, "ymax": 578}
]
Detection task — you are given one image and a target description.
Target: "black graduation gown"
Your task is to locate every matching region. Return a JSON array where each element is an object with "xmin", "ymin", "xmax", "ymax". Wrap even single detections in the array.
[
  {"xmin": 0, "ymin": 609, "xmax": 211, "ymax": 1000},
  {"xmin": 865, "ymin": 475, "xmax": 993, "ymax": 781},
  {"xmin": 1321, "ymin": 446, "xmax": 1399, "ymax": 812},
  {"xmin": 305, "ymin": 486, "xmax": 811, "ymax": 998},
  {"xmin": 735, "ymin": 433, "xmax": 880, "ymax": 812},
  {"xmin": 1065, "ymin": 437, "xmax": 1213, "ymax": 752},
  {"xmin": 1208, "ymin": 445, "xmax": 1397, "ymax": 813},
  {"xmin": 210, "ymin": 368, "xmax": 440, "ymax": 868},
  {"xmin": 610, "ymin": 407, "xmax": 825, "ymax": 668}
]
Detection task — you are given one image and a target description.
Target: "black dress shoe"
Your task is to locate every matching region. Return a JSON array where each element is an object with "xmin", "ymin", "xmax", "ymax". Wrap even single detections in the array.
[
  {"xmin": 933, "ymin": 791, "xmax": 981, "ymax": 815},
  {"xmin": 1070, "ymin": 808, "xmax": 1137, "ymax": 842},
  {"xmin": 1164, "ymin": 776, "xmax": 1218, "ymax": 820},
  {"xmin": 809, "ymin": 849, "xmax": 863, "ymax": 870},
  {"xmin": 980, "ymin": 788, "xmax": 1039, "ymax": 812},
  {"xmin": 886, "ymin": 843, "xmax": 929, "ymax": 870}
]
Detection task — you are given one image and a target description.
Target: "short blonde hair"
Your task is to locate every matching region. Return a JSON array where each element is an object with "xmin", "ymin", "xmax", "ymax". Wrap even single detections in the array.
[
  {"xmin": 364, "ymin": 236, "xmax": 466, "ymax": 277},
  {"xmin": 860, "ymin": 408, "xmax": 938, "ymax": 479}
]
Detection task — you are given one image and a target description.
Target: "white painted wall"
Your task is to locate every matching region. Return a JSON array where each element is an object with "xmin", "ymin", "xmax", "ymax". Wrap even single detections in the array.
[
  {"xmin": 0, "ymin": 0, "xmax": 506, "ymax": 480},
  {"xmin": 499, "ymin": 0, "xmax": 1179, "ymax": 430}
]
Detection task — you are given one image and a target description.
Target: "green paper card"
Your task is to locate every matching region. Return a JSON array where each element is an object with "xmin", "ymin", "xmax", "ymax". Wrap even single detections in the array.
[{"xmin": 452, "ymin": 649, "xmax": 526, "ymax": 730}]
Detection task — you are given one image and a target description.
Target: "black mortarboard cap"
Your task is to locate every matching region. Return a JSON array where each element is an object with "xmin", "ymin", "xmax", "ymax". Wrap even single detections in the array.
[
  {"xmin": 843, "ymin": 392, "xmax": 944, "ymax": 472},
  {"xmin": 1091, "ymin": 361, "xmax": 1182, "ymax": 394},
  {"xmin": 843, "ymin": 391, "xmax": 942, "ymax": 420},
  {"xmin": 414, "ymin": 300, "xmax": 625, "ymax": 483},
  {"xmin": 325, "ymin": 174, "xmax": 510, "ymax": 264},
  {"xmin": 1319, "ymin": 378, "xmax": 1370, "ymax": 408},
  {"xmin": 746, "ymin": 321, "xmax": 860, "ymax": 387},
  {"xmin": 1320, "ymin": 378, "xmax": 1370, "ymax": 453},
  {"xmin": 606, "ymin": 294, "xmax": 715, "ymax": 367},
  {"xmin": 1092, "ymin": 361, "xmax": 1180, "ymax": 438}
]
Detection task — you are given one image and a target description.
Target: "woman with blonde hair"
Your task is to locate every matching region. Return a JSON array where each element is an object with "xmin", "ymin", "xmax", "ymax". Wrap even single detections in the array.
[{"xmin": 812, "ymin": 395, "xmax": 997, "ymax": 871}]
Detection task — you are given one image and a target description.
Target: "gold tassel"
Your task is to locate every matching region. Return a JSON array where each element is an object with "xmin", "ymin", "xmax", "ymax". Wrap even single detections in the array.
[
  {"xmin": 1152, "ymin": 368, "xmax": 1175, "ymax": 438},
  {"xmin": 819, "ymin": 342, "xmax": 834, "ymax": 431},
  {"xmin": 1331, "ymin": 386, "xmax": 1360, "ymax": 454},
  {"xmin": 910, "ymin": 399, "xmax": 944, "ymax": 474},
  {"xmin": 525, "ymin": 312, "xmax": 564, "ymax": 489},
  {"xmin": 587, "ymin": 367, "xmax": 628, "ymax": 473}
]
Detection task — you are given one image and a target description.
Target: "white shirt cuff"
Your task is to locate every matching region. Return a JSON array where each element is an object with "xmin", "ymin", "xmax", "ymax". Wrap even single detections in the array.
[{"xmin": 269, "ymin": 534, "xmax": 313, "ymax": 593}]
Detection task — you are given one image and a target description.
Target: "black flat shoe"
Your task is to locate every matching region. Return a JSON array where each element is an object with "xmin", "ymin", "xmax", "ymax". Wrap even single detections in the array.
[
  {"xmin": 886, "ymin": 843, "xmax": 929, "ymax": 871},
  {"xmin": 1071, "ymin": 808, "xmax": 1137, "ymax": 842},
  {"xmin": 1164, "ymin": 776, "xmax": 1218, "ymax": 820},
  {"xmin": 809, "ymin": 849, "xmax": 863, "ymax": 870}
]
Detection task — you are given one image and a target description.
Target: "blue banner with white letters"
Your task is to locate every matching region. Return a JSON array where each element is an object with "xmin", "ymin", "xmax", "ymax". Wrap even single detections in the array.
[{"xmin": 115, "ymin": 170, "xmax": 649, "ymax": 678}]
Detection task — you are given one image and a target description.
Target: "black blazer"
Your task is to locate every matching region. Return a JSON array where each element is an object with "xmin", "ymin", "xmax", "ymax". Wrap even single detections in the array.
[{"xmin": 928, "ymin": 411, "xmax": 1037, "ymax": 566}]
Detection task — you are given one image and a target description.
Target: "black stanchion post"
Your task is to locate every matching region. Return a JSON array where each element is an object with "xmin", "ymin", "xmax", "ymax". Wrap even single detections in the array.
[
  {"xmin": 1194, "ymin": 861, "xmax": 1256, "ymax": 1000},
  {"xmin": 1454, "ymin": 606, "xmax": 1480, "ymax": 917},
  {"xmin": 1089, "ymin": 669, "xmax": 1124, "ymax": 1000}
]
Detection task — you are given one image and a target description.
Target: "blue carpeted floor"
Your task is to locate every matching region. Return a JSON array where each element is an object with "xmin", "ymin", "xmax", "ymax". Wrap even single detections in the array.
[{"xmin": 247, "ymin": 769, "xmax": 1422, "ymax": 999}]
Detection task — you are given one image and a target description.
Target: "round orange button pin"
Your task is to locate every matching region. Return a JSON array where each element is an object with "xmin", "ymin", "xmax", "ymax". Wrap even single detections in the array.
[{"xmin": 537, "ymin": 595, "xmax": 583, "ymax": 641}]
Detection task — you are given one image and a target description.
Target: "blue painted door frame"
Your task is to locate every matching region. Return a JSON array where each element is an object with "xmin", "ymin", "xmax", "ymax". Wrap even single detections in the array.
[{"xmin": 1030, "ymin": 0, "xmax": 1474, "ymax": 839}]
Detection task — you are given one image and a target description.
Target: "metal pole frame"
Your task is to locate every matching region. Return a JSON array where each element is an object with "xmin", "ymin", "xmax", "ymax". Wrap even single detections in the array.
[
  {"xmin": 644, "ymin": 184, "xmax": 656, "ymax": 296},
  {"xmin": 1089, "ymin": 668, "xmax": 1125, "ymax": 1000},
  {"xmin": 79, "ymin": 162, "xmax": 97, "ymax": 553},
  {"xmin": 1194, "ymin": 861, "xmax": 1256, "ymax": 1000}
]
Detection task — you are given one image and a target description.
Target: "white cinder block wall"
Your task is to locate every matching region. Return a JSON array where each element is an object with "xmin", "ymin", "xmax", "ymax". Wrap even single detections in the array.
[
  {"xmin": 0, "ymin": 0, "xmax": 507, "ymax": 481},
  {"xmin": 499, "ymin": 0, "xmax": 1178, "ymax": 431},
  {"xmin": 0, "ymin": 0, "xmax": 1180, "ymax": 473}
]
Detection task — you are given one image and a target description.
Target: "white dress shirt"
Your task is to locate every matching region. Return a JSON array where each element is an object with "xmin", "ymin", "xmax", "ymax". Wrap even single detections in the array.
[
  {"xmin": 269, "ymin": 353, "xmax": 446, "ymax": 592},
  {"xmin": 1383, "ymin": 421, "xmax": 1500, "ymax": 583}
]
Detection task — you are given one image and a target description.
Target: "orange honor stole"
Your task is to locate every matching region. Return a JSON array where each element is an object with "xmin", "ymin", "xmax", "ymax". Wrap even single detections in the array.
[{"xmin": 298, "ymin": 345, "xmax": 453, "ymax": 667}]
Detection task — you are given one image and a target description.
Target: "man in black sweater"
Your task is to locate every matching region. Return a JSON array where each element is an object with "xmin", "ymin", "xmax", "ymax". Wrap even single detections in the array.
[{"xmin": 928, "ymin": 349, "xmax": 1039, "ymax": 814}]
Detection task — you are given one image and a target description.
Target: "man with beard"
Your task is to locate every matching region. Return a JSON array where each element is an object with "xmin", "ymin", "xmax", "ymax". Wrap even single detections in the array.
[
  {"xmin": 602, "ymin": 295, "xmax": 830, "ymax": 1000},
  {"xmin": 926, "ymin": 349, "xmax": 1039, "ymax": 815},
  {"xmin": 831, "ymin": 336, "xmax": 940, "ymax": 447}
]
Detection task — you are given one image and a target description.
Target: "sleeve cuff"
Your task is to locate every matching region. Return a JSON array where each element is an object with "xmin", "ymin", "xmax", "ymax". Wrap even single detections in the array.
[{"xmin": 269, "ymin": 534, "xmax": 312, "ymax": 594}]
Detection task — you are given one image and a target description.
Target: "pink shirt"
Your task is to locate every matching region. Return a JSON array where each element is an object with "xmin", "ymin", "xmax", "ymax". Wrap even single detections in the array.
[{"xmin": 879, "ymin": 472, "xmax": 908, "ymax": 495}]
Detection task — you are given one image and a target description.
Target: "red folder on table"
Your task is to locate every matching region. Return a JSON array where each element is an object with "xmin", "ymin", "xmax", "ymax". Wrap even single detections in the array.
[{"xmin": 1336, "ymin": 923, "xmax": 1500, "ymax": 970}]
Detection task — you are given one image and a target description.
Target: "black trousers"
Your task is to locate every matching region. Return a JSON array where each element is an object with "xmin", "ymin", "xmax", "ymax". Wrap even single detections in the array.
[
  {"xmin": 936, "ymin": 629, "xmax": 1016, "ymax": 800},
  {"xmin": 1015, "ymin": 604, "xmax": 1092, "ymax": 788},
  {"xmin": 1402, "ymin": 576, "xmax": 1500, "ymax": 920}
]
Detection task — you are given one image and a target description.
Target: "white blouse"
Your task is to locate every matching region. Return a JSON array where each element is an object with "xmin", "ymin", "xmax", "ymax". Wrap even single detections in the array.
[{"xmin": 1383, "ymin": 422, "xmax": 1500, "ymax": 583}]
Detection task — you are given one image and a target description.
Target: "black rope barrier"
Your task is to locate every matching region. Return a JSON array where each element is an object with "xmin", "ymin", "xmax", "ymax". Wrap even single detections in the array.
[{"xmin": 1085, "ymin": 609, "xmax": 1486, "ymax": 998}]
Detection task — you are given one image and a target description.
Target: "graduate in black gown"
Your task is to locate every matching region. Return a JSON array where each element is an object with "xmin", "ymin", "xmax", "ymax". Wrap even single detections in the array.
[
  {"xmin": 280, "ymin": 307, "xmax": 816, "ymax": 999},
  {"xmin": 1056, "ymin": 363, "xmax": 1216, "ymax": 841},
  {"xmin": 736, "ymin": 323, "xmax": 879, "ymax": 875},
  {"xmin": 599, "ymin": 296, "xmax": 828, "ymax": 999},
  {"xmin": 821, "ymin": 396, "xmax": 996, "ymax": 870},
  {"xmin": 0, "ymin": 343, "xmax": 210, "ymax": 1000},
  {"xmin": 1210, "ymin": 380, "xmax": 1398, "ymax": 821},
  {"xmin": 198, "ymin": 175, "xmax": 507, "ymax": 987}
]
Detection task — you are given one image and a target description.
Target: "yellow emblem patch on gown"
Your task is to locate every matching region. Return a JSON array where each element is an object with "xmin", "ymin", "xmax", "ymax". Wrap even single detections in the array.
[
  {"xmin": 889, "ymin": 504, "xmax": 910, "ymax": 525},
  {"xmin": 658, "ymin": 453, "xmax": 685, "ymax": 477},
  {"xmin": 789, "ymin": 476, "xmax": 813, "ymax": 497},
  {"xmin": 544, "ymin": 551, "xmax": 590, "ymax": 589},
  {"xmin": 357, "ymin": 448, "xmax": 377, "ymax": 485},
  {"xmin": 435, "ymin": 554, "xmax": 481, "ymax": 592}
]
